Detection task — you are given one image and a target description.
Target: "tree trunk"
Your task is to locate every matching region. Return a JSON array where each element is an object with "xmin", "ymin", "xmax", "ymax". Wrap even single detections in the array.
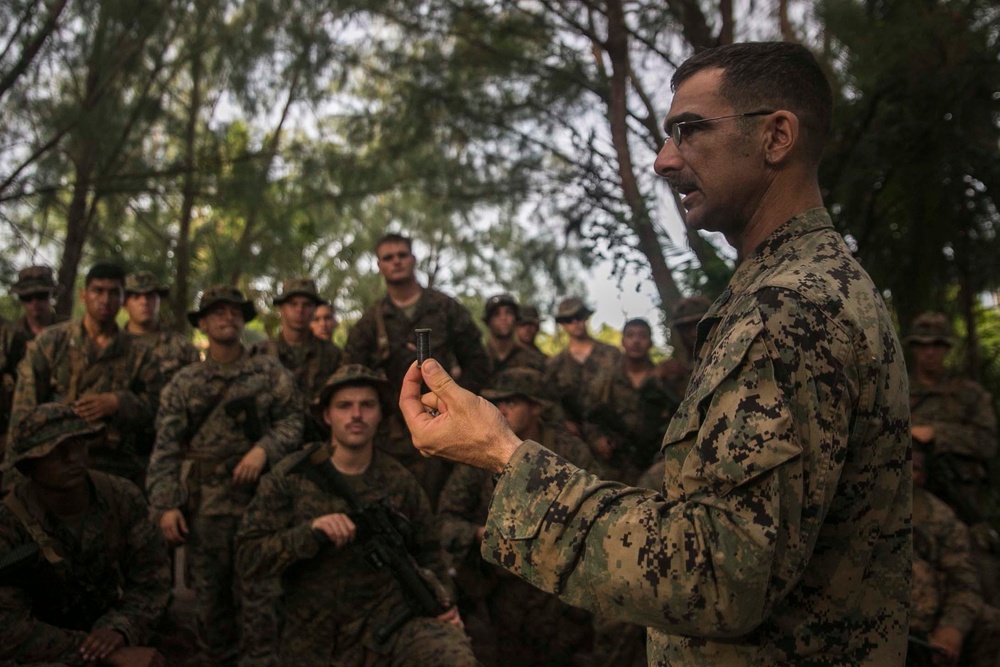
[{"xmin": 55, "ymin": 152, "xmax": 97, "ymax": 317}]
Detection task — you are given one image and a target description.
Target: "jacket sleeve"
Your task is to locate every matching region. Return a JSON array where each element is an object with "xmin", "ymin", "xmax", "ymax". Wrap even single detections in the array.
[
  {"xmin": 255, "ymin": 363, "xmax": 304, "ymax": 462},
  {"xmin": 931, "ymin": 384, "xmax": 998, "ymax": 460},
  {"xmin": 146, "ymin": 376, "xmax": 189, "ymax": 513},
  {"xmin": 111, "ymin": 343, "xmax": 164, "ymax": 432},
  {"xmin": 437, "ymin": 464, "xmax": 491, "ymax": 564}
]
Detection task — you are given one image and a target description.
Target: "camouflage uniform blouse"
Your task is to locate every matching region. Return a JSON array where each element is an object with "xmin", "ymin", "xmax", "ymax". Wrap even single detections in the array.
[
  {"xmin": 235, "ymin": 445, "xmax": 454, "ymax": 663},
  {"xmin": 543, "ymin": 340, "xmax": 621, "ymax": 425},
  {"xmin": 344, "ymin": 287, "xmax": 489, "ymax": 395},
  {"xmin": 909, "ymin": 374, "xmax": 997, "ymax": 462},
  {"xmin": 485, "ymin": 341, "xmax": 547, "ymax": 381},
  {"xmin": 481, "ymin": 209, "xmax": 912, "ymax": 666},
  {"xmin": 129, "ymin": 326, "xmax": 201, "ymax": 385},
  {"xmin": 146, "ymin": 349, "xmax": 303, "ymax": 518},
  {"xmin": 0, "ymin": 472, "xmax": 170, "ymax": 665}
]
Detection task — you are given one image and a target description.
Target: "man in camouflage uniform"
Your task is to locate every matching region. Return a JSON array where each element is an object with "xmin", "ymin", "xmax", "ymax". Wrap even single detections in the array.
[
  {"xmin": 438, "ymin": 368, "xmax": 598, "ymax": 666},
  {"xmin": 147, "ymin": 285, "xmax": 303, "ymax": 666},
  {"xmin": 124, "ymin": 271, "xmax": 201, "ymax": 384},
  {"xmin": 0, "ymin": 266, "xmax": 64, "ymax": 441},
  {"xmin": 482, "ymin": 294, "xmax": 546, "ymax": 381},
  {"xmin": 310, "ymin": 299, "xmax": 338, "ymax": 342},
  {"xmin": 543, "ymin": 296, "xmax": 622, "ymax": 434},
  {"xmin": 515, "ymin": 305, "xmax": 546, "ymax": 356},
  {"xmin": 344, "ymin": 233, "xmax": 489, "ymax": 505},
  {"xmin": 8, "ymin": 262, "xmax": 163, "ymax": 487},
  {"xmin": 401, "ymin": 42, "xmax": 911, "ymax": 665},
  {"xmin": 236, "ymin": 365, "xmax": 475, "ymax": 666},
  {"xmin": 0, "ymin": 403, "xmax": 169, "ymax": 666},
  {"xmin": 252, "ymin": 278, "xmax": 342, "ymax": 441},
  {"xmin": 908, "ymin": 442, "xmax": 1000, "ymax": 666}
]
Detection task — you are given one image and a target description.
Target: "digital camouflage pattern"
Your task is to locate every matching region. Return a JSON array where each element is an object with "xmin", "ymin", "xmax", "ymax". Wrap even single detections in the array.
[
  {"xmin": 0, "ymin": 471, "xmax": 170, "ymax": 664},
  {"xmin": 147, "ymin": 349, "xmax": 301, "ymax": 666},
  {"xmin": 909, "ymin": 373, "xmax": 997, "ymax": 462},
  {"xmin": 0, "ymin": 316, "xmax": 50, "ymax": 436},
  {"xmin": 543, "ymin": 341, "xmax": 621, "ymax": 427},
  {"xmin": 236, "ymin": 444, "xmax": 475, "ymax": 666},
  {"xmin": 130, "ymin": 328, "xmax": 201, "ymax": 385},
  {"xmin": 8, "ymin": 320, "xmax": 164, "ymax": 484},
  {"xmin": 485, "ymin": 341, "xmax": 547, "ymax": 379},
  {"xmin": 438, "ymin": 423, "xmax": 599, "ymax": 666},
  {"xmin": 3, "ymin": 402, "xmax": 105, "ymax": 471},
  {"xmin": 344, "ymin": 287, "xmax": 489, "ymax": 395},
  {"xmin": 910, "ymin": 486, "xmax": 982, "ymax": 636},
  {"xmin": 481, "ymin": 209, "xmax": 912, "ymax": 666}
]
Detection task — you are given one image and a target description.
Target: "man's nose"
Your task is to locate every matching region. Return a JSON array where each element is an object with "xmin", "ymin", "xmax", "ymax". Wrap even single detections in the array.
[{"xmin": 653, "ymin": 138, "xmax": 682, "ymax": 178}]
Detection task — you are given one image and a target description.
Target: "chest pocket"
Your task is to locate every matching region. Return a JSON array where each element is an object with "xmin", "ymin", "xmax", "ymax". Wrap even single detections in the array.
[{"xmin": 660, "ymin": 308, "xmax": 801, "ymax": 500}]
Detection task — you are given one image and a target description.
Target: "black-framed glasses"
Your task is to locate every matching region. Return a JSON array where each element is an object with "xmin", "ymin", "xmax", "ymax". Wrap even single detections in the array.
[
  {"xmin": 668, "ymin": 110, "xmax": 774, "ymax": 146},
  {"xmin": 19, "ymin": 293, "xmax": 51, "ymax": 303},
  {"xmin": 555, "ymin": 314, "xmax": 585, "ymax": 325}
]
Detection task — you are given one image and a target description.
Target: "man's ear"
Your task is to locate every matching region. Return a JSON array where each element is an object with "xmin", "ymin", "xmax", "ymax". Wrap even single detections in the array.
[{"xmin": 763, "ymin": 111, "xmax": 799, "ymax": 166}]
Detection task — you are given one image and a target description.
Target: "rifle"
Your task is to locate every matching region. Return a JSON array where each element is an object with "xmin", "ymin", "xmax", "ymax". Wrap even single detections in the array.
[
  {"xmin": 906, "ymin": 634, "xmax": 950, "ymax": 667},
  {"xmin": 224, "ymin": 395, "xmax": 264, "ymax": 443},
  {"xmin": 0, "ymin": 542, "xmax": 39, "ymax": 584},
  {"xmin": 307, "ymin": 460, "xmax": 448, "ymax": 644}
]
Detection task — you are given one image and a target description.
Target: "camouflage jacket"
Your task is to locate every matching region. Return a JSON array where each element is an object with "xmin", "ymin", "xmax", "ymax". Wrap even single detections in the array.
[
  {"xmin": 481, "ymin": 209, "xmax": 912, "ymax": 666},
  {"xmin": 0, "ymin": 471, "xmax": 170, "ymax": 665},
  {"xmin": 910, "ymin": 373, "xmax": 997, "ymax": 462},
  {"xmin": 439, "ymin": 423, "xmax": 598, "ymax": 566},
  {"xmin": 543, "ymin": 341, "xmax": 621, "ymax": 425},
  {"xmin": 0, "ymin": 316, "xmax": 37, "ymax": 435},
  {"xmin": 485, "ymin": 340, "xmax": 547, "ymax": 381},
  {"xmin": 146, "ymin": 349, "xmax": 303, "ymax": 517},
  {"xmin": 128, "ymin": 324, "xmax": 201, "ymax": 385},
  {"xmin": 236, "ymin": 444, "xmax": 452, "ymax": 662},
  {"xmin": 250, "ymin": 333, "xmax": 342, "ymax": 404},
  {"xmin": 8, "ymin": 320, "xmax": 163, "ymax": 477},
  {"xmin": 344, "ymin": 287, "xmax": 489, "ymax": 395},
  {"xmin": 911, "ymin": 486, "xmax": 982, "ymax": 635}
]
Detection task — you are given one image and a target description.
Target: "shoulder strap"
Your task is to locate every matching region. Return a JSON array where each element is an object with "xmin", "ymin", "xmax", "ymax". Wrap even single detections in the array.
[
  {"xmin": 185, "ymin": 380, "xmax": 236, "ymax": 449},
  {"xmin": 66, "ymin": 334, "xmax": 87, "ymax": 403},
  {"xmin": 374, "ymin": 303, "xmax": 391, "ymax": 364},
  {"xmin": 2, "ymin": 492, "xmax": 64, "ymax": 565}
]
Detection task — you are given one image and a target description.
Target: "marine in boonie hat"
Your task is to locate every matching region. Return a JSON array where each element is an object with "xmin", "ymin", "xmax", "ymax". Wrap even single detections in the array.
[
  {"xmin": 312, "ymin": 364, "xmax": 393, "ymax": 420},
  {"xmin": 671, "ymin": 295, "xmax": 711, "ymax": 326},
  {"xmin": 517, "ymin": 305, "xmax": 542, "ymax": 325},
  {"xmin": 482, "ymin": 293, "xmax": 520, "ymax": 322},
  {"xmin": 187, "ymin": 285, "xmax": 257, "ymax": 327},
  {"xmin": 481, "ymin": 368, "xmax": 552, "ymax": 406},
  {"xmin": 904, "ymin": 312, "xmax": 955, "ymax": 347},
  {"xmin": 554, "ymin": 297, "xmax": 594, "ymax": 324},
  {"xmin": 124, "ymin": 271, "xmax": 170, "ymax": 296},
  {"xmin": 11, "ymin": 265, "xmax": 61, "ymax": 298},
  {"xmin": 273, "ymin": 278, "xmax": 324, "ymax": 306},
  {"xmin": 4, "ymin": 403, "xmax": 105, "ymax": 472}
]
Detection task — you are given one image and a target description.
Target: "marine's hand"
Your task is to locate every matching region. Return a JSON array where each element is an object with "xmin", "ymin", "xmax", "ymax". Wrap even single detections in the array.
[
  {"xmin": 929, "ymin": 625, "xmax": 962, "ymax": 665},
  {"xmin": 103, "ymin": 647, "xmax": 166, "ymax": 667},
  {"xmin": 73, "ymin": 393, "xmax": 120, "ymax": 421},
  {"xmin": 159, "ymin": 509, "xmax": 188, "ymax": 544},
  {"xmin": 399, "ymin": 359, "xmax": 521, "ymax": 473},
  {"xmin": 591, "ymin": 434, "xmax": 616, "ymax": 462},
  {"xmin": 436, "ymin": 605, "xmax": 464, "ymax": 630},
  {"xmin": 311, "ymin": 513, "xmax": 357, "ymax": 548},
  {"xmin": 911, "ymin": 425, "xmax": 936, "ymax": 444},
  {"xmin": 79, "ymin": 627, "xmax": 125, "ymax": 663},
  {"xmin": 233, "ymin": 446, "xmax": 267, "ymax": 484}
]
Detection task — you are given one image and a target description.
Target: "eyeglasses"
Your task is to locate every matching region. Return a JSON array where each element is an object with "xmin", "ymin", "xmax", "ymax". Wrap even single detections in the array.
[
  {"xmin": 667, "ymin": 110, "xmax": 774, "ymax": 146},
  {"xmin": 19, "ymin": 293, "xmax": 51, "ymax": 303},
  {"xmin": 555, "ymin": 314, "xmax": 585, "ymax": 325}
]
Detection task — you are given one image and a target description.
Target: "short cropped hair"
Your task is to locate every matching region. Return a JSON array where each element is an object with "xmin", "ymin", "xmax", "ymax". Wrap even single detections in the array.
[
  {"xmin": 623, "ymin": 318, "xmax": 652, "ymax": 336},
  {"xmin": 85, "ymin": 262, "xmax": 126, "ymax": 286},
  {"xmin": 374, "ymin": 233, "xmax": 413, "ymax": 255},
  {"xmin": 672, "ymin": 42, "xmax": 833, "ymax": 163}
]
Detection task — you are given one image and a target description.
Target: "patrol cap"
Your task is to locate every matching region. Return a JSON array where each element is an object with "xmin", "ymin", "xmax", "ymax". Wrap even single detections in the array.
[
  {"xmin": 188, "ymin": 285, "xmax": 257, "ymax": 327},
  {"xmin": 273, "ymin": 278, "xmax": 324, "ymax": 306},
  {"xmin": 517, "ymin": 305, "xmax": 541, "ymax": 325},
  {"xmin": 671, "ymin": 295, "xmax": 711, "ymax": 326},
  {"xmin": 125, "ymin": 271, "xmax": 169, "ymax": 296},
  {"xmin": 481, "ymin": 368, "xmax": 551, "ymax": 406},
  {"xmin": 11, "ymin": 265, "xmax": 60, "ymax": 297},
  {"xmin": 904, "ymin": 312, "xmax": 954, "ymax": 347},
  {"xmin": 554, "ymin": 297, "xmax": 593, "ymax": 324},
  {"xmin": 3, "ymin": 403, "xmax": 105, "ymax": 472},
  {"xmin": 483, "ymin": 293, "xmax": 520, "ymax": 322},
  {"xmin": 313, "ymin": 364, "xmax": 393, "ymax": 418}
]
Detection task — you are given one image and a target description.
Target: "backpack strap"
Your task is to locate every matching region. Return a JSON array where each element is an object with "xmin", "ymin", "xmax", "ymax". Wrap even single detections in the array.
[{"xmin": 2, "ymin": 491, "xmax": 64, "ymax": 565}]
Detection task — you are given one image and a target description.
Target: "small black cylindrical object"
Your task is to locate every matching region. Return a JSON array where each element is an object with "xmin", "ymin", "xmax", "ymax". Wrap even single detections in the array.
[{"xmin": 415, "ymin": 329, "xmax": 432, "ymax": 366}]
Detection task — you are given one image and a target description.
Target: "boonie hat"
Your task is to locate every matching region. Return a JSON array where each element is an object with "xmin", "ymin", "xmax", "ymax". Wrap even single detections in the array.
[
  {"xmin": 125, "ymin": 271, "xmax": 169, "ymax": 296},
  {"xmin": 274, "ymin": 278, "xmax": 324, "ymax": 306},
  {"xmin": 4, "ymin": 403, "xmax": 105, "ymax": 472},
  {"xmin": 313, "ymin": 364, "xmax": 393, "ymax": 418},
  {"xmin": 188, "ymin": 285, "xmax": 257, "ymax": 327},
  {"xmin": 11, "ymin": 266, "xmax": 60, "ymax": 297},
  {"xmin": 554, "ymin": 297, "xmax": 593, "ymax": 323},
  {"xmin": 517, "ymin": 305, "xmax": 542, "ymax": 325},
  {"xmin": 904, "ymin": 312, "xmax": 954, "ymax": 347},
  {"xmin": 481, "ymin": 368, "xmax": 551, "ymax": 406}
]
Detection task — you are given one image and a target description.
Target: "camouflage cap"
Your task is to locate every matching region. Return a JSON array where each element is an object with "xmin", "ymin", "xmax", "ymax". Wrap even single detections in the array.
[
  {"xmin": 904, "ymin": 311, "xmax": 954, "ymax": 347},
  {"xmin": 274, "ymin": 277, "xmax": 323, "ymax": 306},
  {"xmin": 125, "ymin": 270, "xmax": 169, "ymax": 296},
  {"xmin": 483, "ymin": 293, "xmax": 520, "ymax": 322},
  {"xmin": 187, "ymin": 285, "xmax": 257, "ymax": 327},
  {"xmin": 481, "ymin": 368, "xmax": 552, "ymax": 406},
  {"xmin": 313, "ymin": 364, "xmax": 393, "ymax": 418},
  {"xmin": 554, "ymin": 297, "xmax": 593, "ymax": 323},
  {"xmin": 517, "ymin": 305, "xmax": 542, "ymax": 325},
  {"xmin": 3, "ymin": 403, "xmax": 105, "ymax": 472},
  {"xmin": 11, "ymin": 265, "xmax": 60, "ymax": 297},
  {"xmin": 671, "ymin": 295, "xmax": 711, "ymax": 326}
]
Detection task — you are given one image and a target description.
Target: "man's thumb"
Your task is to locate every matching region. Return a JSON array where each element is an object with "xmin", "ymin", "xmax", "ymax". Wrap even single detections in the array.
[{"xmin": 421, "ymin": 358, "xmax": 457, "ymax": 394}]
